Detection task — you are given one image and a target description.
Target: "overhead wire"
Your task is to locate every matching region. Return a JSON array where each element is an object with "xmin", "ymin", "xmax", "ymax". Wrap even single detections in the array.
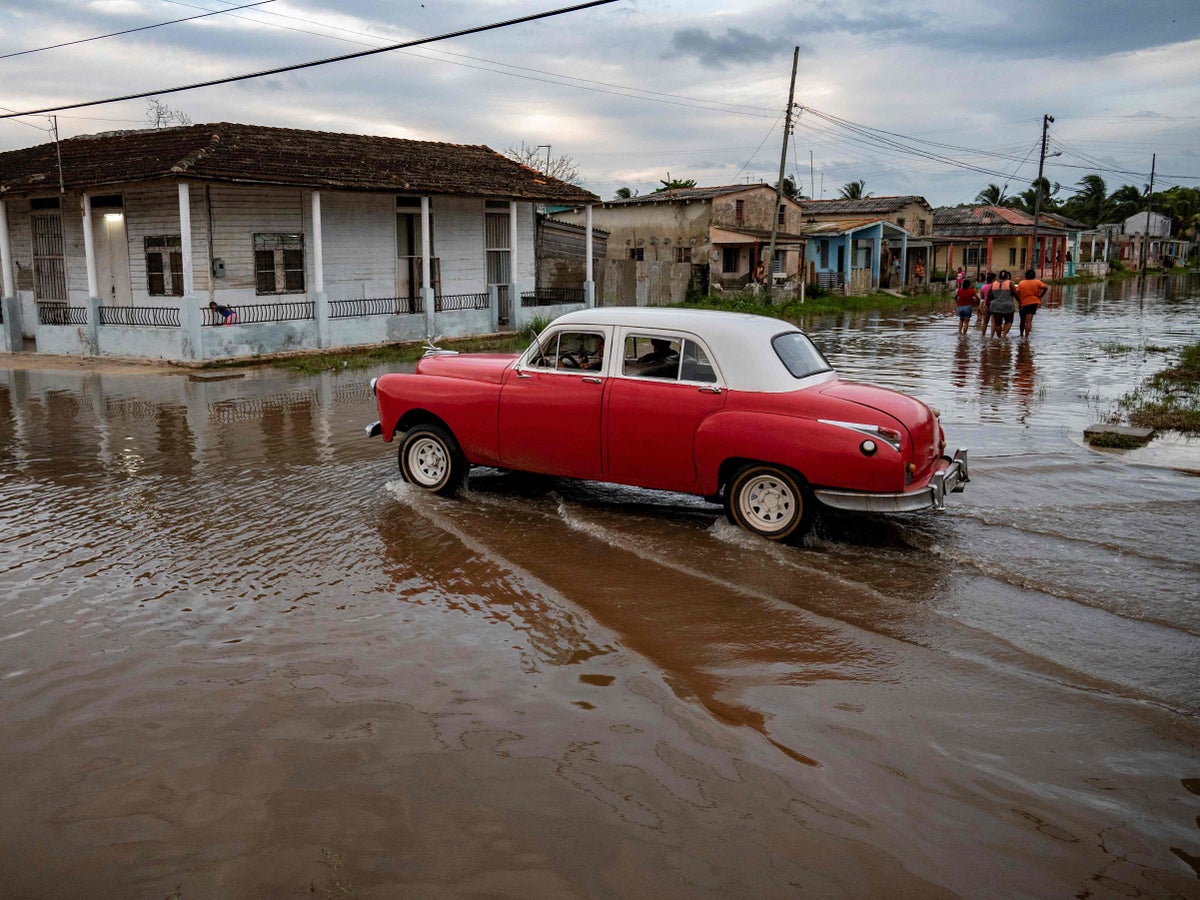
[
  {"xmin": 154, "ymin": 0, "xmax": 779, "ymax": 118},
  {"xmin": 0, "ymin": 0, "xmax": 277, "ymax": 61},
  {"xmin": 0, "ymin": 0, "xmax": 622, "ymax": 119}
]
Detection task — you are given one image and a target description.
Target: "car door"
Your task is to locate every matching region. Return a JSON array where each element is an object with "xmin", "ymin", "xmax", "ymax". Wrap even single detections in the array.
[
  {"xmin": 605, "ymin": 332, "xmax": 725, "ymax": 492},
  {"xmin": 497, "ymin": 329, "xmax": 608, "ymax": 479}
]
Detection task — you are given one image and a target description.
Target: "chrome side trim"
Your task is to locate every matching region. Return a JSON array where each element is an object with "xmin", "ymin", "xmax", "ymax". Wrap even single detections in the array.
[{"xmin": 814, "ymin": 449, "xmax": 969, "ymax": 513}]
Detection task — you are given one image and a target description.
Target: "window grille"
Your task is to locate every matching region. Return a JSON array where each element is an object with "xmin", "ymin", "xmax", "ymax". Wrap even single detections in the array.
[{"xmin": 253, "ymin": 233, "xmax": 305, "ymax": 295}]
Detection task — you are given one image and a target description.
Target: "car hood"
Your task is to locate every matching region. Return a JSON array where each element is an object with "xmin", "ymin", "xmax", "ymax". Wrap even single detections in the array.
[{"xmin": 414, "ymin": 353, "xmax": 518, "ymax": 384}]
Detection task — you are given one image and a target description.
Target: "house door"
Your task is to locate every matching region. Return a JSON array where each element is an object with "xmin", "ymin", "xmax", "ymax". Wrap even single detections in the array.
[{"xmin": 92, "ymin": 209, "xmax": 131, "ymax": 305}]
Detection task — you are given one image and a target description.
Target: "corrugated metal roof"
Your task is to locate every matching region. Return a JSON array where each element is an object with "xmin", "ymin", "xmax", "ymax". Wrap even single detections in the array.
[
  {"xmin": 0, "ymin": 122, "xmax": 599, "ymax": 203},
  {"xmin": 800, "ymin": 217, "xmax": 908, "ymax": 236},
  {"xmin": 934, "ymin": 205, "xmax": 1075, "ymax": 237},
  {"xmin": 799, "ymin": 195, "xmax": 931, "ymax": 215}
]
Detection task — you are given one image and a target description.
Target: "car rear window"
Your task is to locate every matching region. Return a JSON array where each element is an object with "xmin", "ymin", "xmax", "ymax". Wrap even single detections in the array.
[{"xmin": 772, "ymin": 332, "xmax": 832, "ymax": 379}]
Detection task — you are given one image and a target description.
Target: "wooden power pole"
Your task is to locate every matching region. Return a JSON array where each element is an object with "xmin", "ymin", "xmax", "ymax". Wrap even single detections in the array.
[
  {"xmin": 764, "ymin": 46, "xmax": 799, "ymax": 303},
  {"xmin": 1138, "ymin": 153, "xmax": 1156, "ymax": 274}
]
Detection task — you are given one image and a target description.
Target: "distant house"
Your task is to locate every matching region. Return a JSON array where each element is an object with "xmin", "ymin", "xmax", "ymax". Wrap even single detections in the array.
[
  {"xmin": 553, "ymin": 184, "xmax": 807, "ymax": 303},
  {"xmin": 933, "ymin": 206, "xmax": 1080, "ymax": 279},
  {"xmin": 798, "ymin": 196, "xmax": 933, "ymax": 288},
  {"xmin": 1111, "ymin": 211, "xmax": 1189, "ymax": 268},
  {"xmin": 0, "ymin": 122, "xmax": 598, "ymax": 359}
]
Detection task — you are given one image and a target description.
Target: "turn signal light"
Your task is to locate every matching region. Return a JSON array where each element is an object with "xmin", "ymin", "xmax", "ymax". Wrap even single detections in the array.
[
  {"xmin": 907, "ymin": 462, "xmax": 917, "ymax": 475},
  {"xmin": 860, "ymin": 440, "xmax": 877, "ymax": 456}
]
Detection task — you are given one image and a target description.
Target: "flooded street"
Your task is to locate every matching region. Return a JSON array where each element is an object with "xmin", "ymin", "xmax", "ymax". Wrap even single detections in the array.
[{"xmin": 1, "ymin": 275, "xmax": 1198, "ymax": 898}]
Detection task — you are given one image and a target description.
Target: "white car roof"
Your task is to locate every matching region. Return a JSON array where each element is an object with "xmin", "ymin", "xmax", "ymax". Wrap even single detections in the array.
[{"xmin": 543, "ymin": 307, "xmax": 836, "ymax": 393}]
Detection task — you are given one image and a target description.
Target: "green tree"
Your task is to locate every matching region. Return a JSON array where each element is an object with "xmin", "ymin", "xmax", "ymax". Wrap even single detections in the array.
[
  {"xmin": 1014, "ymin": 177, "xmax": 1061, "ymax": 214},
  {"xmin": 654, "ymin": 175, "xmax": 698, "ymax": 192},
  {"xmin": 838, "ymin": 179, "xmax": 870, "ymax": 200},
  {"xmin": 781, "ymin": 175, "xmax": 808, "ymax": 201},
  {"xmin": 1106, "ymin": 184, "xmax": 1145, "ymax": 222},
  {"xmin": 1159, "ymin": 186, "xmax": 1200, "ymax": 244},
  {"xmin": 975, "ymin": 183, "xmax": 1011, "ymax": 207},
  {"xmin": 613, "ymin": 187, "xmax": 636, "ymax": 200},
  {"xmin": 1061, "ymin": 174, "xmax": 1110, "ymax": 227}
]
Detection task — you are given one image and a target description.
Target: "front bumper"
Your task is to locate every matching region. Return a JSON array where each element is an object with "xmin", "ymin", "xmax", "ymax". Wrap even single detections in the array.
[
  {"xmin": 365, "ymin": 420, "xmax": 382, "ymax": 438},
  {"xmin": 813, "ymin": 448, "xmax": 969, "ymax": 514}
]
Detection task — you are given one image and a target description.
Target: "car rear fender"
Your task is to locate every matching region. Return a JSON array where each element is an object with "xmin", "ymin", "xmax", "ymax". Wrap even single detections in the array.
[{"xmin": 695, "ymin": 410, "xmax": 909, "ymax": 495}]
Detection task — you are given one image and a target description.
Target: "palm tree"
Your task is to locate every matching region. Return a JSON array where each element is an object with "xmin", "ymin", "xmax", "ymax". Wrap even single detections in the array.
[
  {"xmin": 654, "ymin": 175, "xmax": 697, "ymax": 192},
  {"xmin": 1014, "ymin": 177, "xmax": 1061, "ymax": 214},
  {"xmin": 839, "ymin": 179, "xmax": 871, "ymax": 200},
  {"xmin": 613, "ymin": 187, "xmax": 635, "ymax": 200},
  {"xmin": 1061, "ymin": 174, "xmax": 1109, "ymax": 227},
  {"xmin": 975, "ymin": 183, "xmax": 1010, "ymax": 207},
  {"xmin": 1106, "ymin": 184, "xmax": 1144, "ymax": 223}
]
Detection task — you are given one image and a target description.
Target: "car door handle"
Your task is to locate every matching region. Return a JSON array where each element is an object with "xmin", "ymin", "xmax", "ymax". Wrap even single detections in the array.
[
  {"xmin": 698, "ymin": 386, "xmax": 722, "ymax": 394},
  {"xmin": 582, "ymin": 376, "xmax": 603, "ymax": 384},
  {"xmin": 516, "ymin": 370, "xmax": 533, "ymax": 378}
]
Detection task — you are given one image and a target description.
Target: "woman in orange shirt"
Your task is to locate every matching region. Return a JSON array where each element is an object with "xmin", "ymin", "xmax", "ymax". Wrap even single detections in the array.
[{"xmin": 1016, "ymin": 268, "xmax": 1048, "ymax": 338}]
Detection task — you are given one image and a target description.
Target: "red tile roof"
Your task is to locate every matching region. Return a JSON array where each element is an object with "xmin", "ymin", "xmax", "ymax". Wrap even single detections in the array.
[
  {"xmin": 0, "ymin": 123, "xmax": 598, "ymax": 203},
  {"xmin": 799, "ymin": 195, "xmax": 932, "ymax": 215}
]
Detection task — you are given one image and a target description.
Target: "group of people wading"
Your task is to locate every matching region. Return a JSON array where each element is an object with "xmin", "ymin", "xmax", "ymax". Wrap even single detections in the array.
[{"xmin": 953, "ymin": 268, "xmax": 1048, "ymax": 338}]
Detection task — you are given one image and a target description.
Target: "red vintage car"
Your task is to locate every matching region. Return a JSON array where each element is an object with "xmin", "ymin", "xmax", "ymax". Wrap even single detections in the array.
[{"xmin": 367, "ymin": 308, "xmax": 968, "ymax": 542}]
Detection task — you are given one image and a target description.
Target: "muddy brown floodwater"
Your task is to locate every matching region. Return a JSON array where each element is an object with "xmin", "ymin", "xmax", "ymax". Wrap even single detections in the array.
[{"xmin": 1, "ymin": 274, "xmax": 1199, "ymax": 898}]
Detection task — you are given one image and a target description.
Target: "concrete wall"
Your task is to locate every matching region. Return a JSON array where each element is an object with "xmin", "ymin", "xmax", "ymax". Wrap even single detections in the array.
[
  {"xmin": 97, "ymin": 325, "xmax": 183, "ymax": 360},
  {"xmin": 598, "ymin": 259, "xmax": 693, "ymax": 306},
  {"xmin": 554, "ymin": 202, "xmax": 711, "ymax": 263}
]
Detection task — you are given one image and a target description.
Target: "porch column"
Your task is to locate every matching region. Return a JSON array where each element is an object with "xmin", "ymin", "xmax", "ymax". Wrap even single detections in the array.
[
  {"xmin": 508, "ymin": 200, "xmax": 520, "ymax": 321},
  {"xmin": 178, "ymin": 183, "xmax": 195, "ymax": 297},
  {"xmin": 312, "ymin": 190, "xmax": 330, "ymax": 348},
  {"xmin": 986, "ymin": 236, "xmax": 994, "ymax": 272},
  {"xmin": 82, "ymin": 193, "xmax": 99, "ymax": 300},
  {"xmin": 0, "ymin": 199, "xmax": 14, "ymax": 299},
  {"xmin": 421, "ymin": 195, "xmax": 433, "ymax": 338},
  {"xmin": 0, "ymin": 200, "xmax": 21, "ymax": 352},
  {"xmin": 900, "ymin": 232, "xmax": 908, "ymax": 284},
  {"xmin": 870, "ymin": 226, "xmax": 881, "ymax": 289},
  {"xmin": 584, "ymin": 204, "xmax": 595, "ymax": 308},
  {"xmin": 844, "ymin": 234, "xmax": 852, "ymax": 296},
  {"xmin": 1070, "ymin": 232, "xmax": 1079, "ymax": 276}
]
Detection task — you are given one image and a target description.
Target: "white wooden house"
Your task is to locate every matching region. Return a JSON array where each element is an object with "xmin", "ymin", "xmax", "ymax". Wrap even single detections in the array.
[{"xmin": 0, "ymin": 123, "xmax": 599, "ymax": 359}]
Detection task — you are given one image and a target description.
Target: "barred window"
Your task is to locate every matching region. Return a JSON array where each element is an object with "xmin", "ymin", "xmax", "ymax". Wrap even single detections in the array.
[
  {"xmin": 674, "ymin": 246, "xmax": 691, "ymax": 263},
  {"xmin": 253, "ymin": 233, "xmax": 305, "ymax": 295},
  {"xmin": 31, "ymin": 205, "xmax": 66, "ymax": 301},
  {"xmin": 144, "ymin": 235, "xmax": 183, "ymax": 296}
]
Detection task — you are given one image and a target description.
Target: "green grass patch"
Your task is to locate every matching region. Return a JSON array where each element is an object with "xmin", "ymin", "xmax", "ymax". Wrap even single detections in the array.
[
  {"xmin": 1086, "ymin": 430, "xmax": 1147, "ymax": 449},
  {"xmin": 271, "ymin": 333, "xmax": 531, "ymax": 375},
  {"xmin": 1115, "ymin": 341, "xmax": 1200, "ymax": 433},
  {"xmin": 678, "ymin": 289, "xmax": 943, "ymax": 322},
  {"xmin": 1099, "ymin": 342, "xmax": 1134, "ymax": 354}
]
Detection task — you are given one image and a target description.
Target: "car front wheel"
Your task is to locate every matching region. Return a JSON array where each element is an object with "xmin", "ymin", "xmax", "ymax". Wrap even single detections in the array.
[
  {"xmin": 725, "ymin": 464, "xmax": 812, "ymax": 543},
  {"xmin": 398, "ymin": 424, "xmax": 467, "ymax": 495}
]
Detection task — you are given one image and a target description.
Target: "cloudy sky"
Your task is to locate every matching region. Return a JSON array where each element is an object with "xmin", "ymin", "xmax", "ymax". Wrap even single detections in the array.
[{"xmin": 2, "ymin": 0, "xmax": 1198, "ymax": 206}]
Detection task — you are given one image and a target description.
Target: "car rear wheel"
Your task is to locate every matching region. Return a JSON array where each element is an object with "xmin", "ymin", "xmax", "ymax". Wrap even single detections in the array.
[
  {"xmin": 725, "ymin": 464, "xmax": 812, "ymax": 543},
  {"xmin": 398, "ymin": 424, "xmax": 467, "ymax": 495}
]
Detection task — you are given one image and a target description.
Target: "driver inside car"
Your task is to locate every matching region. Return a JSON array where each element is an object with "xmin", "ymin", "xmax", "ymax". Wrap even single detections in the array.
[{"xmin": 578, "ymin": 335, "xmax": 604, "ymax": 369}]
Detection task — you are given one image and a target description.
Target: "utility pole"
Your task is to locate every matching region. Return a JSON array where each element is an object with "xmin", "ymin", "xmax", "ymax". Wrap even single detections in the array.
[
  {"xmin": 536, "ymin": 144, "xmax": 551, "ymax": 175},
  {"xmin": 1138, "ymin": 153, "xmax": 1156, "ymax": 274},
  {"xmin": 765, "ymin": 45, "xmax": 800, "ymax": 303},
  {"xmin": 1029, "ymin": 113, "xmax": 1053, "ymax": 277}
]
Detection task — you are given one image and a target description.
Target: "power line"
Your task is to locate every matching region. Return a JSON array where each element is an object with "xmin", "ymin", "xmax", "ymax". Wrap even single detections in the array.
[
  {"xmin": 0, "ymin": 0, "xmax": 620, "ymax": 119},
  {"xmin": 0, "ymin": 0, "xmax": 277, "ymax": 61},
  {"xmin": 155, "ymin": 0, "xmax": 779, "ymax": 118}
]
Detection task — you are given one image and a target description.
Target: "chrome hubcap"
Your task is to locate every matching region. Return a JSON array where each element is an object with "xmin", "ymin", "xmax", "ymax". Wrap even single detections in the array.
[
  {"xmin": 409, "ymin": 437, "xmax": 448, "ymax": 487},
  {"xmin": 739, "ymin": 474, "xmax": 796, "ymax": 533}
]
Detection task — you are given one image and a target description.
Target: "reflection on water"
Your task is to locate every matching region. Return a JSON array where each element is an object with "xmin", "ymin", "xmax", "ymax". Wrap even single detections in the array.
[{"xmin": 0, "ymin": 275, "xmax": 1198, "ymax": 897}]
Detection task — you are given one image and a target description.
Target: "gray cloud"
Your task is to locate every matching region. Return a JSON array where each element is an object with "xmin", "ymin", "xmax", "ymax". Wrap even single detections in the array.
[{"xmin": 666, "ymin": 27, "xmax": 796, "ymax": 68}]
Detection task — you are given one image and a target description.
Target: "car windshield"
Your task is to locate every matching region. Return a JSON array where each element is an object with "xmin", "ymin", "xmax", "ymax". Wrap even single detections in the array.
[{"xmin": 772, "ymin": 332, "xmax": 832, "ymax": 379}]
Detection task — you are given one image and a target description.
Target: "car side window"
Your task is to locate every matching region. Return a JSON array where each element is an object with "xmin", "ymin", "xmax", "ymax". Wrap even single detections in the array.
[
  {"xmin": 531, "ymin": 331, "xmax": 606, "ymax": 371},
  {"xmin": 623, "ymin": 334, "xmax": 681, "ymax": 379},
  {"xmin": 679, "ymin": 340, "xmax": 717, "ymax": 383}
]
